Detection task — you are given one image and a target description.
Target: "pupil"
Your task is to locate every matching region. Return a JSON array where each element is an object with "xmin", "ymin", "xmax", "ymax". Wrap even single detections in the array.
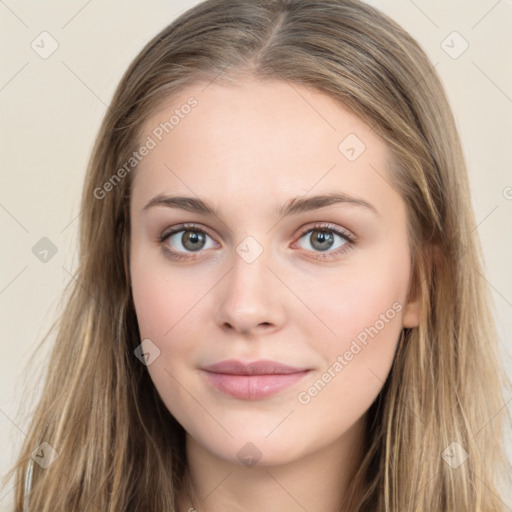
[
  {"xmin": 183, "ymin": 231, "xmax": 204, "ymax": 251},
  {"xmin": 312, "ymin": 230, "xmax": 333, "ymax": 251}
]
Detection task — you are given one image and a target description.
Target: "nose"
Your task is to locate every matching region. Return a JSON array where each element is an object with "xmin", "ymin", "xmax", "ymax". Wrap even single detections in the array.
[{"xmin": 212, "ymin": 245, "xmax": 286, "ymax": 336}]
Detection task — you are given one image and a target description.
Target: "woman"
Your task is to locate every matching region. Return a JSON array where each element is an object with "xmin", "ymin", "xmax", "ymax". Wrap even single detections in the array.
[{"xmin": 5, "ymin": 0, "xmax": 511, "ymax": 510}]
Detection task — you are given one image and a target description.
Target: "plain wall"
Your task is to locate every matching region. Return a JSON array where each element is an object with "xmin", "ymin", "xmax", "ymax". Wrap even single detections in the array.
[{"xmin": 1, "ymin": 0, "xmax": 511, "ymax": 509}]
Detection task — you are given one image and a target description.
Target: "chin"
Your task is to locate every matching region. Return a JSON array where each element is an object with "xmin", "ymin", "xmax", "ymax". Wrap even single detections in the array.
[{"xmin": 191, "ymin": 428, "xmax": 310, "ymax": 468}]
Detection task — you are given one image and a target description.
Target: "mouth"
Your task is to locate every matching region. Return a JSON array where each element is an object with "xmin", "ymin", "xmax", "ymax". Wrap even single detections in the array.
[{"xmin": 200, "ymin": 359, "xmax": 312, "ymax": 400}]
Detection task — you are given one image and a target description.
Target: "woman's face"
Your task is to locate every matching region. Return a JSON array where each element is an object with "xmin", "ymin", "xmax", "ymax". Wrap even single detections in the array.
[{"xmin": 129, "ymin": 77, "xmax": 420, "ymax": 466}]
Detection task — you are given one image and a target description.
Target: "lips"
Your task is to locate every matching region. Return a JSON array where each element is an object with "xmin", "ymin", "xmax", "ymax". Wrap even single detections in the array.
[
  {"xmin": 202, "ymin": 359, "xmax": 308, "ymax": 375},
  {"xmin": 200, "ymin": 359, "xmax": 311, "ymax": 400}
]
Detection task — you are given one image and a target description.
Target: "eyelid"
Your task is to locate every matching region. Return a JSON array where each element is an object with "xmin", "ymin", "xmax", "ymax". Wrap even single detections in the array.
[
  {"xmin": 160, "ymin": 222, "xmax": 216, "ymax": 241},
  {"xmin": 295, "ymin": 222, "xmax": 355, "ymax": 242}
]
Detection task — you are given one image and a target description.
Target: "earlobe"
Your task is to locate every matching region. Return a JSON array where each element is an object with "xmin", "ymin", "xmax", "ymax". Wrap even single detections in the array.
[
  {"xmin": 402, "ymin": 262, "xmax": 421, "ymax": 328},
  {"xmin": 402, "ymin": 298, "xmax": 420, "ymax": 328},
  {"xmin": 402, "ymin": 244, "xmax": 438, "ymax": 328}
]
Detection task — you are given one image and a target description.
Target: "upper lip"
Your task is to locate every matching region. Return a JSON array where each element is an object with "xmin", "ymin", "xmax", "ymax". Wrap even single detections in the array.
[{"xmin": 202, "ymin": 359, "xmax": 309, "ymax": 375}]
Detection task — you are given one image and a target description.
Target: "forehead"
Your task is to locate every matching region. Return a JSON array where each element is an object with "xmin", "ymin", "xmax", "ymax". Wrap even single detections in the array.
[{"xmin": 131, "ymin": 77, "xmax": 397, "ymax": 217}]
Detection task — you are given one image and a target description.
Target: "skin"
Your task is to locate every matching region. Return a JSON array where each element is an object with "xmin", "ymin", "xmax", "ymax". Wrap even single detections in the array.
[{"xmin": 129, "ymin": 76, "xmax": 420, "ymax": 512}]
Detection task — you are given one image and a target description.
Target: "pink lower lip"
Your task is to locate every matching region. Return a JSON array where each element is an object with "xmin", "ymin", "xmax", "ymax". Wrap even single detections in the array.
[{"xmin": 202, "ymin": 370, "xmax": 310, "ymax": 400}]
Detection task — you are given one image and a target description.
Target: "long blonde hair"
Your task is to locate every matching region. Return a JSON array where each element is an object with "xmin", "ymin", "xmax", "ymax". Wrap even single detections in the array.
[{"xmin": 4, "ymin": 0, "xmax": 511, "ymax": 510}]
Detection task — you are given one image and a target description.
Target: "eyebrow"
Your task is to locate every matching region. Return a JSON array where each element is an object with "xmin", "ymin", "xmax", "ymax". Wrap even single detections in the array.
[{"xmin": 142, "ymin": 192, "xmax": 378, "ymax": 218}]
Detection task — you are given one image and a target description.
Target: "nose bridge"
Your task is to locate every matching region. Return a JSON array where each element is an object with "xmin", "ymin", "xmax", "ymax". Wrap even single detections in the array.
[
  {"xmin": 213, "ymin": 233, "xmax": 284, "ymax": 332},
  {"xmin": 227, "ymin": 234, "xmax": 273, "ymax": 305}
]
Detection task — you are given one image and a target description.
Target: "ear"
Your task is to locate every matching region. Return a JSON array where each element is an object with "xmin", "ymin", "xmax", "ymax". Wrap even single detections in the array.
[
  {"xmin": 402, "ymin": 296, "xmax": 420, "ymax": 328},
  {"xmin": 402, "ymin": 244, "xmax": 437, "ymax": 328}
]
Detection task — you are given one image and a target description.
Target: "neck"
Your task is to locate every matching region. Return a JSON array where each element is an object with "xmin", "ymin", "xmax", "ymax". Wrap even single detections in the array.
[{"xmin": 177, "ymin": 413, "xmax": 367, "ymax": 512}]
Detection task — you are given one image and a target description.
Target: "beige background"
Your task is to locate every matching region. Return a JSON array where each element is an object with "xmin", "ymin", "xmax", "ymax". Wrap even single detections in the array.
[{"xmin": 1, "ymin": 0, "xmax": 511, "ymax": 508}]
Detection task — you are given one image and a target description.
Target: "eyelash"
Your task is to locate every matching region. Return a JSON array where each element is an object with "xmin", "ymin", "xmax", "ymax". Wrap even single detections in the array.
[{"xmin": 158, "ymin": 222, "xmax": 356, "ymax": 262}]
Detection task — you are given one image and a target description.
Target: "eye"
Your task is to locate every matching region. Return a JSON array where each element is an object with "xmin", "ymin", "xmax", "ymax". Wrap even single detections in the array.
[
  {"xmin": 159, "ymin": 223, "xmax": 217, "ymax": 260},
  {"xmin": 294, "ymin": 223, "xmax": 354, "ymax": 260},
  {"xmin": 158, "ymin": 222, "xmax": 355, "ymax": 262}
]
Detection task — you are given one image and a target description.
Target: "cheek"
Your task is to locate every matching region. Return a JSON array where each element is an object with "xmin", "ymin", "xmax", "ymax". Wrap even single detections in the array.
[
  {"xmin": 130, "ymin": 260, "xmax": 208, "ymax": 426},
  {"xmin": 130, "ymin": 251, "xmax": 216, "ymax": 376},
  {"xmin": 309, "ymin": 248, "xmax": 410, "ymax": 349},
  {"xmin": 298, "ymin": 242, "xmax": 410, "ymax": 395},
  {"xmin": 130, "ymin": 248, "xmax": 206, "ymax": 341},
  {"xmin": 131, "ymin": 274, "xmax": 181, "ymax": 341},
  {"xmin": 291, "ymin": 274, "xmax": 407, "ymax": 447}
]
